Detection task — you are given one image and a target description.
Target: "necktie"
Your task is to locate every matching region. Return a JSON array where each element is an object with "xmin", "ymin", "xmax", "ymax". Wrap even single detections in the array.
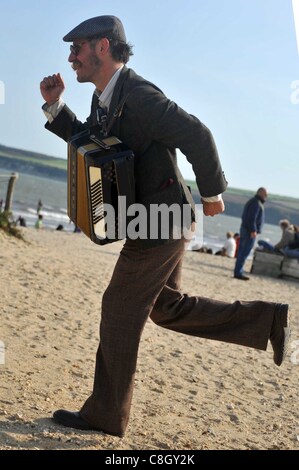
[{"xmin": 96, "ymin": 102, "xmax": 108, "ymax": 137}]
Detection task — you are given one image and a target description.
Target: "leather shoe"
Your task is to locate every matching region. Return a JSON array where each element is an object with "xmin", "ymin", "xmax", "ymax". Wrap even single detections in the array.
[
  {"xmin": 270, "ymin": 304, "xmax": 290, "ymax": 366},
  {"xmin": 234, "ymin": 275, "xmax": 250, "ymax": 281},
  {"xmin": 53, "ymin": 410, "xmax": 98, "ymax": 431},
  {"xmin": 52, "ymin": 410, "xmax": 124, "ymax": 437}
]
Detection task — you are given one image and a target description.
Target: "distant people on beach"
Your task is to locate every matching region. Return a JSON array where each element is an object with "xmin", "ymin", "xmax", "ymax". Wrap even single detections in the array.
[
  {"xmin": 257, "ymin": 219, "xmax": 295, "ymax": 253},
  {"xmin": 215, "ymin": 232, "xmax": 236, "ymax": 258},
  {"xmin": 282, "ymin": 226, "xmax": 299, "ymax": 259},
  {"xmin": 191, "ymin": 243, "xmax": 213, "ymax": 254},
  {"xmin": 37, "ymin": 199, "xmax": 43, "ymax": 214},
  {"xmin": 35, "ymin": 214, "xmax": 43, "ymax": 229},
  {"xmin": 16, "ymin": 216, "xmax": 27, "ymax": 227},
  {"xmin": 234, "ymin": 187, "xmax": 268, "ymax": 280}
]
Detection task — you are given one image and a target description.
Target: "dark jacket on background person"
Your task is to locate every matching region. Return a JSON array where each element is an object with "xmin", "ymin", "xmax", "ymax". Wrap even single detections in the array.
[
  {"xmin": 241, "ymin": 194, "xmax": 265, "ymax": 234},
  {"xmin": 287, "ymin": 232, "xmax": 299, "ymax": 249}
]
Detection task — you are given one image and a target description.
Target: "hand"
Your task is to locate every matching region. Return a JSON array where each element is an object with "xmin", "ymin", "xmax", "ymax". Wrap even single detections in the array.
[
  {"xmin": 250, "ymin": 231, "xmax": 257, "ymax": 239},
  {"xmin": 202, "ymin": 198, "xmax": 225, "ymax": 217},
  {"xmin": 40, "ymin": 73, "xmax": 65, "ymax": 106}
]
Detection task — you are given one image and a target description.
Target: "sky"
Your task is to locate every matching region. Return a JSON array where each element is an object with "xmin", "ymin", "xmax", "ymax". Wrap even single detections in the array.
[{"xmin": 0, "ymin": 0, "xmax": 298, "ymax": 198}]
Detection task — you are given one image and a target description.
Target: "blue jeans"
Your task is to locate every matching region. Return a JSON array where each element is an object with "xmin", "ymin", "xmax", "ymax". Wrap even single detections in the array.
[
  {"xmin": 234, "ymin": 227, "xmax": 255, "ymax": 277},
  {"xmin": 283, "ymin": 247, "xmax": 299, "ymax": 259},
  {"xmin": 257, "ymin": 240, "xmax": 274, "ymax": 251}
]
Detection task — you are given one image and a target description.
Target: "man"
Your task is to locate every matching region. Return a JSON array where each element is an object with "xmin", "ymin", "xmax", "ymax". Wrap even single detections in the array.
[
  {"xmin": 40, "ymin": 16, "xmax": 290, "ymax": 437},
  {"xmin": 234, "ymin": 187, "xmax": 268, "ymax": 281}
]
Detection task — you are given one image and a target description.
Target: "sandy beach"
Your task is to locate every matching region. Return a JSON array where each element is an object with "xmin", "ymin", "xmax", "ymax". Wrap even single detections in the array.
[{"xmin": 0, "ymin": 228, "xmax": 298, "ymax": 450}]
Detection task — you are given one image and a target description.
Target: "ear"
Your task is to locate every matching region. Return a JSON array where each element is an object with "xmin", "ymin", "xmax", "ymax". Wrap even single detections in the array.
[{"xmin": 98, "ymin": 37, "xmax": 110, "ymax": 55}]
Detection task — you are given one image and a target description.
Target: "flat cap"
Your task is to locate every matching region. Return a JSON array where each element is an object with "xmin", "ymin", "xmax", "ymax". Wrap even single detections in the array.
[{"xmin": 63, "ymin": 15, "xmax": 126, "ymax": 42}]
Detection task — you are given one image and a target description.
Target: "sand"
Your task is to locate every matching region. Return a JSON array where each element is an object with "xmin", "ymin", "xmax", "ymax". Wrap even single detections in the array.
[{"xmin": 0, "ymin": 228, "xmax": 298, "ymax": 450}]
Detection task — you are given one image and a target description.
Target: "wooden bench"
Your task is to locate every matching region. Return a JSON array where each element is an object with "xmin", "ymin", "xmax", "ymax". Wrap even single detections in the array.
[
  {"xmin": 251, "ymin": 250, "xmax": 299, "ymax": 280},
  {"xmin": 281, "ymin": 257, "xmax": 299, "ymax": 280}
]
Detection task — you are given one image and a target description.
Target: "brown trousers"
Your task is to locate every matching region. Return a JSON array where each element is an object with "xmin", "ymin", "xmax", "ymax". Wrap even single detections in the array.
[{"xmin": 80, "ymin": 238, "xmax": 275, "ymax": 436}]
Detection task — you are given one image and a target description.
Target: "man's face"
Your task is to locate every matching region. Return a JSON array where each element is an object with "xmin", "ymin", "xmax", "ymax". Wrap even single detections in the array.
[
  {"xmin": 68, "ymin": 39, "xmax": 102, "ymax": 84},
  {"xmin": 260, "ymin": 189, "xmax": 268, "ymax": 201}
]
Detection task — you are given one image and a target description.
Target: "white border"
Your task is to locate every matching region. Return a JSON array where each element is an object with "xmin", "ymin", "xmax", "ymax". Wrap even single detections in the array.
[{"xmin": 292, "ymin": 0, "xmax": 299, "ymax": 55}]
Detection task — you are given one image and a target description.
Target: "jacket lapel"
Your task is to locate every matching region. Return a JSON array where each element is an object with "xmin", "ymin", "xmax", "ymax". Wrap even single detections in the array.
[{"xmin": 107, "ymin": 66, "xmax": 130, "ymax": 122}]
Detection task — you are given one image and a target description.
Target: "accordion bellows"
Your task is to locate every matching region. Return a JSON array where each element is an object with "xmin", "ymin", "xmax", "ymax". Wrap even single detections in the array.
[{"xmin": 67, "ymin": 130, "xmax": 135, "ymax": 244}]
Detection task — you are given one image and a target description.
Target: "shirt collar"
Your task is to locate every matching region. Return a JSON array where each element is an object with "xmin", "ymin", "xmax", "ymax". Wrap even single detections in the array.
[{"xmin": 94, "ymin": 65, "xmax": 124, "ymax": 110}]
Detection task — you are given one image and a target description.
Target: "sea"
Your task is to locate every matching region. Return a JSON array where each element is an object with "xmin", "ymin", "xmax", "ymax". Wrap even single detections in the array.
[{"xmin": 0, "ymin": 168, "xmax": 282, "ymax": 253}]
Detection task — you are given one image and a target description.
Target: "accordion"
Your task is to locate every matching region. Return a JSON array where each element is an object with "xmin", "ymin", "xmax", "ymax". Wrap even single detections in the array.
[{"xmin": 67, "ymin": 130, "xmax": 135, "ymax": 245}]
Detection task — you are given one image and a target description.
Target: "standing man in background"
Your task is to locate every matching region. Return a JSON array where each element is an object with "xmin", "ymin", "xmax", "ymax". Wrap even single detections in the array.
[{"xmin": 234, "ymin": 187, "xmax": 268, "ymax": 280}]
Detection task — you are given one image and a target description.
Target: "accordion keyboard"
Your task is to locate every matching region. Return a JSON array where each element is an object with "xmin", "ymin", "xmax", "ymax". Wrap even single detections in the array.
[
  {"xmin": 89, "ymin": 166, "xmax": 106, "ymax": 238},
  {"xmin": 90, "ymin": 178, "xmax": 104, "ymax": 224}
]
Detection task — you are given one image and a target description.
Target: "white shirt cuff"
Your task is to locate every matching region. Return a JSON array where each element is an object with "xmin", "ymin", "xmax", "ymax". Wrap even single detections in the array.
[
  {"xmin": 42, "ymin": 99, "xmax": 65, "ymax": 123},
  {"xmin": 202, "ymin": 194, "xmax": 222, "ymax": 203}
]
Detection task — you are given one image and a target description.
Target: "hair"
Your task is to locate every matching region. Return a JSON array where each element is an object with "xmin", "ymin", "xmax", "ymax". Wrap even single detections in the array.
[
  {"xmin": 89, "ymin": 37, "xmax": 134, "ymax": 64},
  {"xmin": 257, "ymin": 187, "xmax": 267, "ymax": 195},
  {"xmin": 279, "ymin": 219, "xmax": 290, "ymax": 229}
]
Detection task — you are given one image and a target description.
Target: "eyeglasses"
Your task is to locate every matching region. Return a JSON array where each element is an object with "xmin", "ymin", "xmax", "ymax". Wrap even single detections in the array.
[
  {"xmin": 69, "ymin": 41, "xmax": 88, "ymax": 56},
  {"xmin": 69, "ymin": 37, "xmax": 113, "ymax": 56}
]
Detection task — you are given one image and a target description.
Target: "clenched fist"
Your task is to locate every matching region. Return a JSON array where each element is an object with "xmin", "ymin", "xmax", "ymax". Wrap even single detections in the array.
[
  {"xmin": 202, "ymin": 198, "xmax": 225, "ymax": 217},
  {"xmin": 40, "ymin": 73, "xmax": 65, "ymax": 106}
]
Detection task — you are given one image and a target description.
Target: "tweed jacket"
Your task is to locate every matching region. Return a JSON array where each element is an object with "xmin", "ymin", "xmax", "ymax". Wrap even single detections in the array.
[{"xmin": 45, "ymin": 66, "xmax": 227, "ymax": 246}]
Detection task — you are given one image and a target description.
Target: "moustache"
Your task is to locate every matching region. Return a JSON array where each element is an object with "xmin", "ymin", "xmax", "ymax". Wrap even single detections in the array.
[{"xmin": 71, "ymin": 61, "xmax": 81, "ymax": 71}]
